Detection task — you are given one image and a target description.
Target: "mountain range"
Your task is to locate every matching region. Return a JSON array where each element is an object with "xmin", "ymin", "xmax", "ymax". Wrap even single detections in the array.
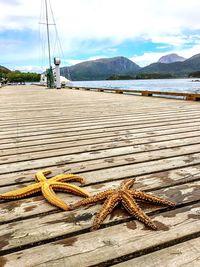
[
  {"xmin": 1, "ymin": 53, "xmax": 200, "ymax": 81},
  {"xmin": 141, "ymin": 53, "xmax": 200, "ymax": 76},
  {"xmin": 60, "ymin": 53, "xmax": 200, "ymax": 80},
  {"xmin": 61, "ymin": 57, "xmax": 140, "ymax": 81},
  {"xmin": 158, "ymin": 53, "xmax": 186, "ymax": 64},
  {"xmin": 0, "ymin": 65, "xmax": 10, "ymax": 75}
]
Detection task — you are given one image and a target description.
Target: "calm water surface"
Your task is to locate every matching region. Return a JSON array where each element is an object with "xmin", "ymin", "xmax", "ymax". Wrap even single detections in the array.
[{"xmin": 73, "ymin": 79, "xmax": 200, "ymax": 94}]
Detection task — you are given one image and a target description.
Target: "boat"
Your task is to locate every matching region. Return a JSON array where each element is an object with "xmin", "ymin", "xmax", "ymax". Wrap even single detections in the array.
[
  {"xmin": 40, "ymin": 73, "xmax": 72, "ymax": 87},
  {"xmin": 39, "ymin": 0, "xmax": 72, "ymax": 89}
]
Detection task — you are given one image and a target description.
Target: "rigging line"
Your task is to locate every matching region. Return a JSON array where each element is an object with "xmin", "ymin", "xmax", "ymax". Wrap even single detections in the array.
[
  {"xmin": 48, "ymin": 0, "xmax": 72, "ymax": 80},
  {"xmin": 45, "ymin": 0, "xmax": 52, "ymax": 68},
  {"xmin": 48, "ymin": 0, "xmax": 64, "ymax": 59},
  {"xmin": 38, "ymin": 0, "xmax": 44, "ymax": 69},
  {"xmin": 41, "ymin": 2, "xmax": 46, "ymax": 68},
  {"xmin": 39, "ymin": 0, "xmax": 47, "ymax": 70},
  {"xmin": 38, "ymin": 0, "xmax": 71, "ymax": 79}
]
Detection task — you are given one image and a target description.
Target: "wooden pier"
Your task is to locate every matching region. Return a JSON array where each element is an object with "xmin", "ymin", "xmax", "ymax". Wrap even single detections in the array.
[
  {"xmin": 66, "ymin": 85, "xmax": 200, "ymax": 101},
  {"xmin": 0, "ymin": 85, "xmax": 200, "ymax": 266}
]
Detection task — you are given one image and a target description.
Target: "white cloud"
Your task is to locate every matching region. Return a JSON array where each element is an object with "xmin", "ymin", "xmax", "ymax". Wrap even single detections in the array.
[
  {"xmin": 130, "ymin": 44, "xmax": 200, "ymax": 66},
  {"xmin": 130, "ymin": 52, "xmax": 166, "ymax": 67},
  {"xmin": 64, "ymin": 56, "xmax": 110, "ymax": 66},
  {"xmin": 62, "ymin": 59, "xmax": 84, "ymax": 66},
  {"xmin": 1, "ymin": 0, "xmax": 200, "ymax": 69},
  {"xmin": 11, "ymin": 65, "xmax": 45, "ymax": 73},
  {"xmin": 1, "ymin": 0, "xmax": 200, "ymax": 45}
]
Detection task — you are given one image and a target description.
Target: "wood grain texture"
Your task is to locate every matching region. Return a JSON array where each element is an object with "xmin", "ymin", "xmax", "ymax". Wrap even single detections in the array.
[
  {"xmin": 1, "ymin": 203, "xmax": 199, "ymax": 267},
  {"xmin": 0, "ymin": 181, "xmax": 199, "ymax": 252},
  {"xmin": 0, "ymin": 85, "xmax": 199, "ymax": 266},
  {"xmin": 113, "ymin": 237, "xmax": 200, "ymax": 267}
]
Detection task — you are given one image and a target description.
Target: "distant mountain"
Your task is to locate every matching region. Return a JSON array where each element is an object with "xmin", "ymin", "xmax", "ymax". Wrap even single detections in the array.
[
  {"xmin": 158, "ymin": 53, "xmax": 186, "ymax": 64},
  {"xmin": 0, "ymin": 65, "xmax": 10, "ymax": 75},
  {"xmin": 61, "ymin": 53, "xmax": 200, "ymax": 81},
  {"xmin": 61, "ymin": 56, "xmax": 141, "ymax": 81},
  {"xmin": 139, "ymin": 53, "xmax": 200, "ymax": 76}
]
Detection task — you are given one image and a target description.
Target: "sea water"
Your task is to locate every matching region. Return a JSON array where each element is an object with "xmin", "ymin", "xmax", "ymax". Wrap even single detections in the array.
[{"xmin": 73, "ymin": 78, "xmax": 200, "ymax": 94}]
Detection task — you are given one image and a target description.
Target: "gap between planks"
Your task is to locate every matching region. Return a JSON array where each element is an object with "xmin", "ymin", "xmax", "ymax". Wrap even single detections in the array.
[
  {"xmin": 0, "ymin": 165, "xmax": 199, "ymax": 223},
  {"xmin": 0, "ymin": 202, "xmax": 199, "ymax": 267}
]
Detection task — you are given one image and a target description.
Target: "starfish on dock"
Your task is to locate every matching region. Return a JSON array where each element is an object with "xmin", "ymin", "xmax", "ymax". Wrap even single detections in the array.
[
  {"xmin": 70, "ymin": 178, "xmax": 175, "ymax": 230},
  {"xmin": 0, "ymin": 170, "xmax": 90, "ymax": 210}
]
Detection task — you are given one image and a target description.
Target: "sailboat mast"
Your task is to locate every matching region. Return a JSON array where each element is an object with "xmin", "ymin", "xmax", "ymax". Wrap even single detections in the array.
[{"xmin": 45, "ymin": 0, "xmax": 51, "ymax": 68}]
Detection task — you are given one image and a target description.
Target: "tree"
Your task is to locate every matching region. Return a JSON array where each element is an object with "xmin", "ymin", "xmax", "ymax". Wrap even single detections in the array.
[{"xmin": 7, "ymin": 71, "xmax": 40, "ymax": 83}]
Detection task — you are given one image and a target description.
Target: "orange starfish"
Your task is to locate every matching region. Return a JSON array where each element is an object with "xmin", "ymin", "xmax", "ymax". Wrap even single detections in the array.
[
  {"xmin": 0, "ymin": 170, "xmax": 90, "ymax": 210},
  {"xmin": 70, "ymin": 178, "xmax": 175, "ymax": 230}
]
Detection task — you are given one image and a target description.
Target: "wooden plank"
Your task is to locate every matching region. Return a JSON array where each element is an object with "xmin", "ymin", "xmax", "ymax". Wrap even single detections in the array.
[
  {"xmin": 0, "ymin": 165, "xmax": 199, "ymax": 222},
  {"xmin": 1, "ymin": 127, "xmax": 200, "ymax": 157},
  {"xmin": 0, "ymin": 138, "xmax": 200, "ymax": 174},
  {"xmin": 1, "ymin": 203, "xmax": 199, "ymax": 267},
  {"xmin": 1, "ymin": 133, "xmax": 200, "ymax": 164},
  {"xmin": 1, "ymin": 118, "xmax": 200, "ymax": 146},
  {"xmin": 0, "ymin": 181, "xmax": 199, "ymax": 252},
  {"xmin": 1, "ymin": 110, "xmax": 200, "ymax": 136},
  {"xmin": 0, "ymin": 147, "xmax": 200, "ymax": 187},
  {"xmin": 0, "ymin": 101, "xmax": 186, "ymax": 116},
  {"xmin": 0, "ymin": 113, "xmax": 200, "ymax": 140},
  {"xmin": 113, "ymin": 237, "xmax": 200, "ymax": 267},
  {"xmin": 1, "ymin": 120, "xmax": 200, "ymax": 149},
  {"xmin": 1, "ymin": 102, "xmax": 199, "ymax": 122},
  {"xmin": 0, "ymin": 85, "xmax": 199, "ymax": 266},
  {"xmin": 5, "ymin": 110, "xmax": 194, "ymax": 133},
  {"xmin": 2, "ymin": 111, "xmax": 200, "ymax": 140},
  {"xmin": 2, "ymin": 102, "xmax": 198, "ymax": 119},
  {"xmin": 1, "ymin": 108, "xmax": 199, "ymax": 128}
]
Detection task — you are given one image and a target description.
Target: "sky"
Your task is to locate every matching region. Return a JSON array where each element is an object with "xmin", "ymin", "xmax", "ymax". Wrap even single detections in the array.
[{"xmin": 1, "ymin": 0, "xmax": 200, "ymax": 72}]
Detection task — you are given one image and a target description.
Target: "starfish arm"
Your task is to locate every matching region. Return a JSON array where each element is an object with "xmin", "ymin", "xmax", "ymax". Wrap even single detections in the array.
[
  {"xmin": 130, "ymin": 190, "xmax": 176, "ymax": 207},
  {"xmin": 35, "ymin": 170, "xmax": 51, "ymax": 182},
  {"xmin": 41, "ymin": 183, "xmax": 70, "ymax": 210},
  {"xmin": 122, "ymin": 192, "xmax": 157, "ymax": 230},
  {"xmin": 51, "ymin": 182, "xmax": 90, "ymax": 197},
  {"xmin": 51, "ymin": 174, "xmax": 86, "ymax": 184},
  {"xmin": 70, "ymin": 190, "xmax": 114, "ymax": 209},
  {"xmin": 0, "ymin": 183, "xmax": 41, "ymax": 200},
  {"xmin": 120, "ymin": 178, "xmax": 136, "ymax": 190},
  {"xmin": 91, "ymin": 194, "xmax": 119, "ymax": 231}
]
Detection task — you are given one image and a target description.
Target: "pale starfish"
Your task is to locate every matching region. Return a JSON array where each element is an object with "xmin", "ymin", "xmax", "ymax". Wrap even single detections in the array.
[
  {"xmin": 70, "ymin": 178, "xmax": 175, "ymax": 230},
  {"xmin": 0, "ymin": 170, "xmax": 90, "ymax": 210}
]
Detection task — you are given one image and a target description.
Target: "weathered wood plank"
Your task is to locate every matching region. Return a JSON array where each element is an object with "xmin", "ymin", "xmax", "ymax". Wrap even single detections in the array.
[
  {"xmin": 0, "ymin": 181, "xmax": 199, "ymax": 252},
  {"xmin": 1, "ymin": 86, "xmax": 199, "ymax": 108},
  {"xmin": 0, "ymin": 85, "xmax": 199, "ymax": 266},
  {"xmin": 1, "ymin": 133, "xmax": 200, "ymax": 164},
  {"xmin": 1, "ymin": 126, "xmax": 200, "ymax": 157},
  {"xmin": 0, "ymin": 114, "xmax": 200, "ymax": 140},
  {"xmin": 113, "ymin": 237, "xmax": 200, "ymax": 267},
  {"xmin": 0, "ymin": 148, "xmax": 200, "ymax": 187},
  {"xmin": 0, "ymin": 107, "xmax": 199, "ymax": 128},
  {"xmin": 2, "ymin": 102, "xmax": 198, "ymax": 119},
  {"xmin": 1, "ymin": 109, "xmax": 200, "ymax": 134},
  {"xmin": 1, "ymin": 203, "xmax": 199, "ymax": 267},
  {"xmin": 1, "ymin": 106, "xmax": 199, "ymax": 127},
  {"xmin": 1, "ymin": 107, "xmax": 200, "ymax": 127},
  {"xmin": 0, "ymin": 138, "xmax": 200, "ymax": 175},
  {"xmin": 1, "ymin": 121, "xmax": 200, "ymax": 149},
  {"xmin": 1, "ymin": 110, "xmax": 200, "ymax": 144},
  {"xmin": 0, "ymin": 165, "xmax": 199, "ymax": 222},
  {"xmin": 1, "ymin": 102, "xmax": 190, "ymax": 117}
]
